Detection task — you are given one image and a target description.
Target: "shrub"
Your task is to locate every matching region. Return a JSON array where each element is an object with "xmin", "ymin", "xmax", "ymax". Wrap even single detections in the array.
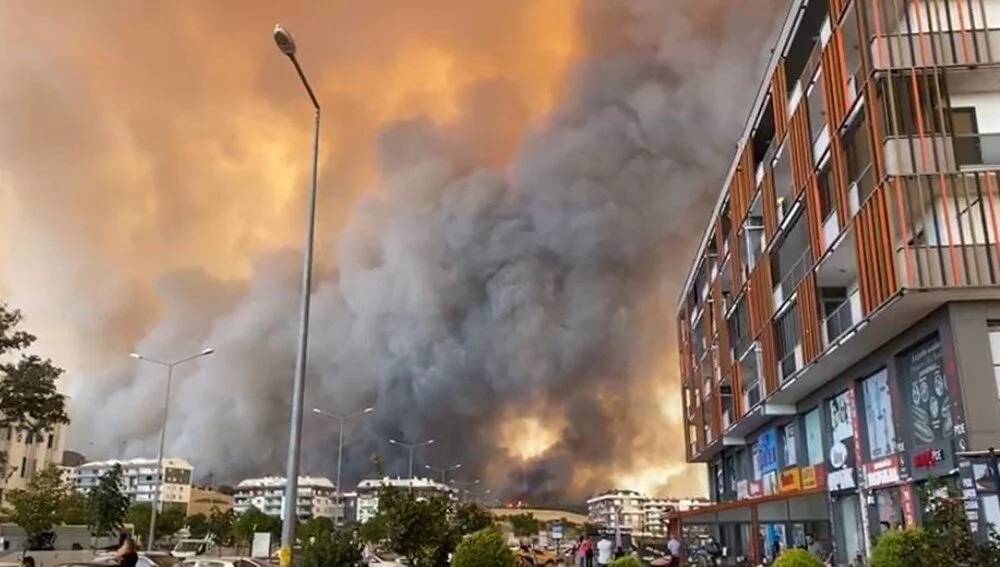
[
  {"xmin": 610, "ymin": 557, "xmax": 642, "ymax": 567},
  {"xmin": 451, "ymin": 527, "xmax": 514, "ymax": 567},
  {"xmin": 870, "ymin": 528, "xmax": 930, "ymax": 567},
  {"xmin": 774, "ymin": 548, "xmax": 824, "ymax": 567}
]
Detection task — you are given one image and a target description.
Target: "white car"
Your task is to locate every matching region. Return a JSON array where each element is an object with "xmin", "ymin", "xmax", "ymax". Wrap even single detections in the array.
[
  {"xmin": 91, "ymin": 551, "xmax": 180, "ymax": 567},
  {"xmin": 180, "ymin": 558, "xmax": 274, "ymax": 567}
]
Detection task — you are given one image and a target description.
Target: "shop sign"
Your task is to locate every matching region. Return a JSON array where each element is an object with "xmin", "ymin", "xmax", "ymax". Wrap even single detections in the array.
[
  {"xmin": 748, "ymin": 480, "xmax": 764, "ymax": 498},
  {"xmin": 801, "ymin": 465, "xmax": 827, "ymax": 490},
  {"xmin": 763, "ymin": 471, "xmax": 778, "ymax": 495},
  {"xmin": 865, "ymin": 456, "xmax": 902, "ymax": 489},
  {"xmin": 759, "ymin": 429, "xmax": 779, "ymax": 474},
  {"xmin": 913, "ymin": 448, "xmax": 946, "ymax": 469},
  {"xmin": 827, "ymin": 389, "xmax": 858, "ymax": 492},
  {"xmin": 736, "ymin": 480, "xmax": 749, "ymax": 500},
  {"xmin": 780, "ymin": 468, "xmax": 802, "ymax": 493},
  {"xmin": 900, "ymin": 484, "xmax": 917, "ymax": 527}
]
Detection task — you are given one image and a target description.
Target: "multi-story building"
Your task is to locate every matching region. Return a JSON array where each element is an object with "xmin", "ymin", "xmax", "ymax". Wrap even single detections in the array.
[
  {"xmin": 355, "ymin": 477, "xmax": 456, "ymax": 524},
  {"xmin": 675, "ymin": 0, "xmax": 1000, "ymax": 564},
  {"xmin": 72, "ymin": 458, "xmax": 194, "ymax": 509},
  {"xmin": 233, "ymin": 476, "xmax": 335, "ymax": 520},
  {"xmin": 587, "ymin": 490, "xmax": 648, "ymax": 536},
  {"xmin": 0, "ymin": 424, "xmax": 67, "ymax": 504},
  {"xmin": 587, "ymin": 491, "xmax": 705, "ymax": 539}
]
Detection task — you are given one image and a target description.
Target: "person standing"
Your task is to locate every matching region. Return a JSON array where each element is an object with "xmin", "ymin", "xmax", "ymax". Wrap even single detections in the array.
[
  {"xmin": 116, "ymin": 537, "xmax": 139, "ymax": 567},
  {"xmin": 596, "ymin": 536, "xmax": 613, "ymax": 567},
  {"xmin": 576, "ymin": 536, "xmax": 593, "ymax": 567},
  {"xmin": 667, "ymin": 534, "xmax": 682, "ymax": 559}
]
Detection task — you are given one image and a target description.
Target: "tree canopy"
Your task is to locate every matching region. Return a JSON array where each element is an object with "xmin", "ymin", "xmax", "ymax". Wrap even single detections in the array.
[
  {"xmin": 86, "ymin": 464, "xmax": 130, "ymax": 538},
  {"xmin": 8, "ymin": 466, "xmax": 71, "ymax": 548},
  {"xmin": 0, "ymin": 304, "xmax": 69, "ymax": 468}
]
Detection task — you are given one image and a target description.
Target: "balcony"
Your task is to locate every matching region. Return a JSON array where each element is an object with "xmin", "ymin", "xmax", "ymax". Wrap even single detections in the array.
[
  {"xmin": 954, "ymin": 132, "xmax": 1000, "ymax": 169},
  {"xmin": 871, "ymin": 28, "xmax": 1000, "ymax": 70}
]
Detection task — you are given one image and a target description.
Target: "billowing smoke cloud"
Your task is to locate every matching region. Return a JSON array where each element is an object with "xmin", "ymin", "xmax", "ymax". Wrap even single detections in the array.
[{"xmin": 0, "ymin": 0, "xmax": 784, "ymax": 500}]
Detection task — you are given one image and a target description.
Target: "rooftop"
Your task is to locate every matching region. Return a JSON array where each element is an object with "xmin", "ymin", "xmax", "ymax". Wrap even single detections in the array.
[
  {"xmin": 236, "ymin": 476, "xmax": 335, "ymax": 489},
  {"xmin": 77, "ymin": 457, "xmax": 193, "ymax": 469},
  {"xmin": 355, "ymin": 476, "xmax": 456, "ymax": 492}
]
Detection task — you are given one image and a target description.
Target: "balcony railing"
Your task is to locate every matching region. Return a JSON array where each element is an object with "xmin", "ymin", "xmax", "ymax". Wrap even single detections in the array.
[
  {"xmin": 778, "ymin": 347, "xmax": 799, "ymax": 382},
  {"xmin": 824, "ymin": 298, "xmax": 854, "ymax": 344},
  {"xmin": 776, "ymin": 248, "xmax": 812, "ymax": 298},
  {"xmin": 954, "ymin": 132, "xmax": 1000, "ymax": 168}
]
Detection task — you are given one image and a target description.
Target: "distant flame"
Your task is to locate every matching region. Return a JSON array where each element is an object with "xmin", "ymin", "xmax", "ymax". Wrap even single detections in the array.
[{"xmin": 501, "ymin": 416, "xmax": 561, "ymax": 461}]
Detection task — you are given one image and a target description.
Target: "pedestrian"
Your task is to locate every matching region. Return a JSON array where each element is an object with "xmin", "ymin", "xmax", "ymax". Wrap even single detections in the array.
[
  {"xmin": 596, "ymin": 535, "xmax": 613, "ymax": 566},
  {"xmin": 576, "ymin": 536, "xmax": 592, "ymax": 567},
  {"xmin": 667, "ymin": 534, "xmax": 681, "ymax": 559},
  {"xmin": 20, "ymin": 557, "xmax": 34, "ymax": 567},
  {"xmin": 116, "ymin": 537, "xmax": 139, "ymax": 567},
  {"xmin": 614, "ymin": 545, "xmax": 625, "ymax": 559}
]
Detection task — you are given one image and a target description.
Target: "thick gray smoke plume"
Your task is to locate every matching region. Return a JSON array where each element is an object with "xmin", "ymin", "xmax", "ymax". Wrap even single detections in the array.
[{"xmin": 4, "ymin": 0, "xmax": 785, "ymax": 500}]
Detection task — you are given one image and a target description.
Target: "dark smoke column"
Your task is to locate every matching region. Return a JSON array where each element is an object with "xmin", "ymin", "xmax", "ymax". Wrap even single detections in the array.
[{"xmin": 271, "ymin": 24, "xmax": 322, "ymax": 567}]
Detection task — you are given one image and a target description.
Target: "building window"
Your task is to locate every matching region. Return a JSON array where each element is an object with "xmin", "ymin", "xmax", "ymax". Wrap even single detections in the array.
[
  {"xmin": 771, "ymin": 210, "xmax": 811, "ymax": 297},
  {"xmin": 807, "ymin": 70, "xmax": 827, "ymax": 143},
  {"xmin": 728, "ymin": 297, "xmax": 750, "ymax": 361},
  {"xmin": 805, "ymin": 408, "xmax": 824, "ymax": 466},
  {"xmin": 843, "ymin": 111, "xmax": 874, "ymax": 201},
  {"xmin": 818, "ymin": 158, "xmax": 837, "ymax": 221},
  {"xmin": 861, "ymin": 368, "xmax": 896, "ymax": 460},
  {"xmin": 773, "ymin": 143, "xmax": 794, "ymax": 222},
  {"xmin": 990, "ymin": 322, "xmax": 1000, "ymax": 400},
  {"xmin": 783, "ymin": 421, "xmax": 799, "ymax": 467},
  {"xmin": 743, "ymin": 210, "xmax": 766, "ymax": 274},
  {"xmin": 740, "ymin": 344, "xmax": 763, "ymax": 410},
  {"xmin": 46, "ymin": 434, "xmax": 54, "ymax": 449},
  {"xmin": 775, "ymin": 303, "xmax": 801, "ymax": 381}
]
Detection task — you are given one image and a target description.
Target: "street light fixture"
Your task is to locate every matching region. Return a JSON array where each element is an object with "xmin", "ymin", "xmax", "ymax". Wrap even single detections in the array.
[
  {"xmin": 312, "ymin": 406, "xmax": 374, "ymax": 523},
  {"xmin": 388, "ymin": 438, "xmax": 435, "ymax": 478},
  {"xmin": 272, "ymin": 23, "xmax": 322, "ymax": 567},
  {"xmin": 450, "ymin": 478, "xmax": 481, "ymax": 502},
  {"xmin": 130, "ymin": 347, "xmax": 214, "ymax": 548},
  {"xmin": 424, "ymin": 462, "xmax": 462, "ymax": 484}
]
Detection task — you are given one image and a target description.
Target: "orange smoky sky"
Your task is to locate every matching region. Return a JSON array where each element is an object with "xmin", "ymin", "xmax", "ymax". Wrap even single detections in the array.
[{"xmin": 0, "ymin": 0, "xmax": 785, "ymax": 500}]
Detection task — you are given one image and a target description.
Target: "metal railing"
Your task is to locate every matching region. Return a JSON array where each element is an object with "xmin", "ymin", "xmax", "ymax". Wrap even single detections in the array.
[
  {"xmin": 824, "ymin": 298, "xmax": 854, "ymax": 344},
  {"xmin": 778, "ymin": 349, "xmax": 798, "ymax": 382},
  {"xmin": 954, "ymin": 132, "xmax": 1000, "ymax": 167},
  {"xmin": 777, "ymin": 248, "xmax": 812, "ymax": 296}
]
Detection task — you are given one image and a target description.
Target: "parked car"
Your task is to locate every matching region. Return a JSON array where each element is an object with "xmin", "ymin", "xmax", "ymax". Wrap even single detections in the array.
[
  {"xmin": 172, "ymin": 538, "xmax": 213, "ymax": 559},
  {"xmin": 85, "ymin": 551, "xmax": 181, "ymax": 567}
]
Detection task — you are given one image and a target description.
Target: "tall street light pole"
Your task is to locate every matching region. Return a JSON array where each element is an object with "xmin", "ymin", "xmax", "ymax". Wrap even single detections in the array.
[
  {"xmin": 424, "ymin": 463, "xmax": 462, "ymax": 484},
  {"xmin": 312, "ymin": 406, "xmax": 374, "ymax": 524},
  {"xmin": 130, "ymin": 348, "xmax": 214, "ymax": 549},
  {"xmin": 388, "ymin": 438, "xmax": 435, "ymax": 478},
  {"xmin": 272, "ymin": 24, "xmax": 321, "ymax": 567}
]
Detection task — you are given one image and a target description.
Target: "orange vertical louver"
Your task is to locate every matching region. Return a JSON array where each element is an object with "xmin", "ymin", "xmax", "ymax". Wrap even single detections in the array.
[{"xmin": 796, "ymin": 272, "xmax": 823, "ymax": 363}]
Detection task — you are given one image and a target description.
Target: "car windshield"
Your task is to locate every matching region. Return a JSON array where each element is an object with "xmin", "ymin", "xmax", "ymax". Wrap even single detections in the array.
[
  {"xmin": 145, "ymin": 555, "xmax": 180, "ymax": 567},
  {"xmin": 175, "ymin": 541, "xmax": 205, "ymax": 552}
]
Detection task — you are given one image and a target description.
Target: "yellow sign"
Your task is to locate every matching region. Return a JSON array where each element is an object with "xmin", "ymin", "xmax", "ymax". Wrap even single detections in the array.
[
  {"xmin": 780, "ymin": 468, "xmax": 802, "ymax": 493},
  {"xmin": 801, "ymin": 465, "xmax": 826, "ymax": 490}
]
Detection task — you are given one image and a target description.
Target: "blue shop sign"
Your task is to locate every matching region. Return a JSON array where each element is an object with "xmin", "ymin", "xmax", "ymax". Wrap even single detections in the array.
[{"xmin": 759, "ymin": 429, "xmax": 779, "ymax": 474}]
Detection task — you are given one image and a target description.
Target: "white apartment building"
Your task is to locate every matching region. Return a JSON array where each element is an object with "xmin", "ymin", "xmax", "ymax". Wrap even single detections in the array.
[
  {"xmin": 233, "ymin": 476, "xmax": 335, "ymax": 521},
  {"xmin": 72, "ymin": 457, "xmax": 194, "ymax": 508},
  {"xmin": 587, "ymin": 490, "xmax": 708, "ymax": 539},
  {"xmin": 355, "ymin": 477, "xmax": 457, "ymax": 524},
  {"xmin": 0, "ymin": 424, "xmax": 67, "ymax": 503}
]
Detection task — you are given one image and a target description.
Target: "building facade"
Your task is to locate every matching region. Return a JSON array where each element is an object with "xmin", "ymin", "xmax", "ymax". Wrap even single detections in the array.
[
  {"xmin": 587, "ymin": 491, "xmax": 704, "ymax": 539},
  {"xmin": 72, "ymin": 458, "xmax": 194, "ymax": 509},
  {"xmin": 675, "ymin": 0, "xmax": 1000, "ymax": 564},
  {"xmin": 0, "ymin": 424, "xmax": 67, "ymax": 504},
  {"xmin": 355, "ymin": 477, "xmax": 456, "ymax": 524},
  {"xmin": 233, "ymin": 476, "xmax": 335, "ymax": 521}
]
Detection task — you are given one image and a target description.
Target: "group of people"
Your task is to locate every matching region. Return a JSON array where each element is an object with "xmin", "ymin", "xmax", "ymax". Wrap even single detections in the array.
[{"xmin": 572, "ymin": 535, "xmax": 622, "ymax": 566}]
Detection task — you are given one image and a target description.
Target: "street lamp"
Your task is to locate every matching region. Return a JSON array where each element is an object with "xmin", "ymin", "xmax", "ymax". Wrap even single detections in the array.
[
  {"xmin": 312, "ymin": 406, "xmax": 374, "ymax": 523},
  {"xmin": 424, "ymin": 463, "xmax": 462, "ymax": 484},
  {"xmin": 388, "ymin": 438, "xmax": 435, "ymax": 478},
  {"xmin": 130, "ymin": 347, "xmax": 213, "ymax": 548},
  {"xmin": 272, "ymin": 23, "xmax": 321, "ymax": 567}
]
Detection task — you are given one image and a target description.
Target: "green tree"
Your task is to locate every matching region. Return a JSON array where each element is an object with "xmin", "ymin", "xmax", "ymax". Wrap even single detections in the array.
[
  {"xmin": 774, "ymin": 548, "xmax": 824, "ymax": 567},
  {"xmin": 157, "ymin": 506, "xmax": 187, "ymax": 538},
  {"xmin": 507, "ymin": 513, "xmax": 539, "ymax": 538},
  {"xmin": 609, "ymin": 558, "xmax": 643, "ymax": 567},
  {"xmin": 232, "ymin": 507, "xmax": 281, "ymax": 552},
  {"xmin": 298, "ymin": 516, "xmax": 334, "ymax": 543},
  {"xmin": 375, "ymin": 485, "xmax": 456, "ymax": 566},
  {"xmin": 86, "ymin": 464, "xmax": 130, "ymax": 539},
  {"xmin": 300, "ymin": 526, "xmax": 363, "ymax": 567},
  {"xmin": 452, "ymin": 503, "xmax": 493, "ymax": 536},
  {"xmin": 205, "ymin": 508, "xmax": 237, "ymax": 546},
  {"xmin": 126, "ymin": 504, "xmax": 153, "ymax": 544},
  {"xmin": 451, "ymin": 527, "xmax": 514, "ymax": 567},
  {"xmin": 187, "ymin": 513, "xmax": 209, "ymax": 539},
  {"xmin": 61, "ymin": 492, "xmax": 88, "ymax": 525},
  {"xmin": 8, "ymin": 466, "xmax": 70, "ymax": 549},
  {"xmin": 0, "ymin": 305, "xmax": 70, "ymax": 469},
  {"xmin": 870, "ymin": 528, "xmax": 931, "ymax": 567}
]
